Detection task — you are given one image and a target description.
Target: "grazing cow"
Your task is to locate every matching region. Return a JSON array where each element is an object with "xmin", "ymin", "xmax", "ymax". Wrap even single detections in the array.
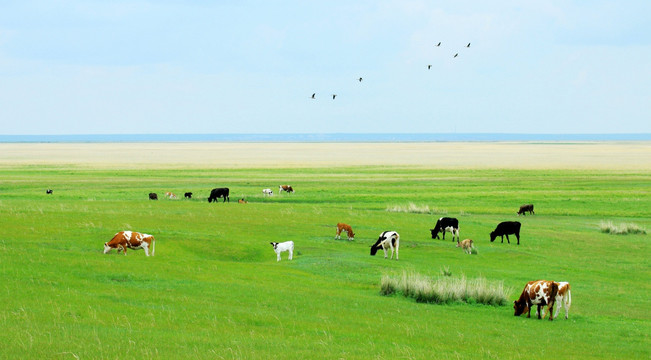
[
  {"xmin": 238, "ymin": 198, "xmax": 247, "ymax": 204},
  {"xmin": 490, "ymin": 221, "xmax": 521, "ymax": 245},
  {"xmin": 279, "ymin": 185, "xmax": 294, "ymax": 194},
  {"xmin": 165, "ymin": 192, "xmax": 177, "ymax": 199},
  {"xmin": 46, "ymin": 189, "xmax": 53, "ymax": 194},
  {"xmin": 149, "ymin": 193, "xmax": 158, "ymax": 200},
  {"xmin": 456, "ymin": 238, "xmax": 474, "ymax": 254},
  {"xmin": 262, "ymin": 188, "xmax": 273, "ymax": 196},
  {"xmin": 270, "ymin": 241, "xmax": 294, "ymax": 261},
  {"xmin": 430, "ymin": 217, "xmax": 460, "ymax": 242},
  {"xmin": 517, "ymin": 204, "xmax": 535, "ymax": 216},
  {"xmin": 184, "ymin": 192, "xmax": 193, "ymax": 199},
  {"xmin": 370, "ymin": 231, "xmax": 400, "ymax": 260},
  {"xmin": 335, "ymin": 223, "xmax": 355, "ymax": 241},
  {"xmin": 537, "ymin": 282, "xmax": 572, "ymax": 320},
  {"xmin": 513, "ymin": 280, "xmax": 559, "ymax": 321},
  {"xmin": 103, "ymin": 231, "xmax": 155, "ymax": 257},
  {"xmin": 208, "ymin": 187, "xmax": 230, "ymax": 203}
]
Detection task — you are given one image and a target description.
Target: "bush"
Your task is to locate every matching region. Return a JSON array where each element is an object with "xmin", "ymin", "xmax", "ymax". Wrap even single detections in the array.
[
  {"xmin": 380, "ymin": 271, "xmax": 511, "ymax": 306},
  {"xmin": 599, "ymin": 221, "xmax": 647, "ymax": 235}
]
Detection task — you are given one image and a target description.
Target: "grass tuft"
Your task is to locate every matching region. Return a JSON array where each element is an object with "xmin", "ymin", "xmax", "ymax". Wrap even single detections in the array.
[
  {"xmin": 380, "ymin": 271, "xmax": 511, "ymax": 306},
  {"xmin": 599, "ymin": 221, "xmax": 647, "ymax": 235},
  {"xmin": 385, "ymin": 202, "xmax": 447, "ymax": 215}
]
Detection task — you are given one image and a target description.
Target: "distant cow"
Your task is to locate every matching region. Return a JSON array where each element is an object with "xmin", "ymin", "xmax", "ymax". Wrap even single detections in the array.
[
  {"xmin": 270, "ymin": 241, "xmax": 294, "ymax": 261},
  {"xmin": 165, "ymin": 192, "xmax": 177, "ymax": 199},
  {"xmin": 335, "ymin": 223, "xmax": 355, "ymax": 241},
  {"xmin": 208, "ymin": 187, "xmax": 230, "ymax": 203},
  {"xmin": 262, "ymin": 188, "xmax": 273, "ymax": 196},
  {"xmin": 537, "ymin": 282, "xmax": 572, "ymax": 320},
  {"xmin": 370, "ymin": 231, "xmax": 400, "ymax": 260},
  {"xmin": 517, "ymin": 204, "xmax": 535, "ymax": 216},
  {"xmin": 279, "ymin": 185, "xmax": 294, "ymax": 194},
  {"xmin": 456, "ymin": 239, "xmax": 474, "ymax": 254},
  {"xmin": 430, "ymin": 217, "xmax": 460, "ymax": 242},
  {"xmin": 149, "ymin": 193, "xmax": 158, "ymax": 200},
  {"xmin": 513, "ymin": 280, "xmax": 559, "ymax": 321},
  {"xmin": 46, "ymin": 189, "xmax": 53, "ymax": 194},
  {"xmin": 490, "ymin": 221, "xmax": 521, "ymax": 245},
  {"xmin": 103, "ymin": 231, "xmax": 155, "ymax": 257},
  {"xmin": 184, "ymin": 192, "xmax": 193, "ymax": 199},
  {"xmin": 238, "ymin": 198, "xmax": 247, "ymax": 204}
]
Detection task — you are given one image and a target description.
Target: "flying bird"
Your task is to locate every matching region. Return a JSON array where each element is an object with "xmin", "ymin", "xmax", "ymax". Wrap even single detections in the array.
[
  {"xmin": 332, "ymin": 94, "xmax": 337, "ymax": 100},
  {"xmin": 427, "ymin": 65, "xmax": 432, "ymax": 69},
  {"xmin": 454, "ymin": 53, "xmax": 458, "ymax": 58},
  {"xmin": 358, "ymin": 77, "xmax": 363, "ymax": 82},
  {"xmin": 466, "ymin": 42, "xmax": 471, "ymax": 48},
  {"xmin": 311, "ymin": 93, "xmax": 315, "ymax": 99},
  {"xmin": 436, "ymin": 42, "xmax": 441, "ymax": 47}
]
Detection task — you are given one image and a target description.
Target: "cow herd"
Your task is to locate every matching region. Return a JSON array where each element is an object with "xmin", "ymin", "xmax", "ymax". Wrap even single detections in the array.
[{"xmin": 102, "ymin": 190, "xmax": 569, "ymax": 321}]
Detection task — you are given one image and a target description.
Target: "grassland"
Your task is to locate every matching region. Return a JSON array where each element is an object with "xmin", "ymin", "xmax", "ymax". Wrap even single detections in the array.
[{"xmin": 0, "ymin": 143, "xmax": 649, "ymax": 359}]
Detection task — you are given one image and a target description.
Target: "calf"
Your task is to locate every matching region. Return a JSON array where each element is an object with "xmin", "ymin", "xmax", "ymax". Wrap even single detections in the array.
[
  {"xmin": 513, "ymin": 280, "xmax": 559, "ymax": 321},
  {"xmin": 262, "ymin": 188, "xmax": 273, "ymax": 196},
  {"xmin": 456, "ymin": 239, "xmax": 474, "ymax": 254},
  {"xmin": 517, "ymin": 204, "xmax": 534, "ymax": 216},
  {"xmin": 430, "ymin": 217, "xmax": 459, "ymax": 242},
  {"xmin": 238, "ymin": 198, "xmax": 247, "ymax": 204},
  {"xmin": 46, "ymin": 189, "xmax": 53, "ymax": 194},
  {"xmin": 490, "ymin": 221, "xmax": 521, "ymax": 245},
  {"xmin": 370, "ymin": 231, "xmax": 400, "ymax": 260},
  {"xmin": 279, "ymin": 185, "xmax": 294, "ymax": 194},
  {"xmin": 149, "ymin": 193, "xmax": 158, "ymax": 200},
  {"xmin": 335, "ymin": 223, "xmax": 355, "ymax": 241},
  {"xmin": 208, "ymin": 187, "xmax": 230, "ymax": 203},
  {"xmin": 537, "ymin": 282, "xmax": 572, "ymax": 320},
  {"xmin": 270, "ymin": 241, "xmax": 294, "ymax": 261},
  {"xmin": 165, "ymin": 192, "xmax": 177, "ymax": 199},
  {"xmin": 184, "ymin": 192, "xmax": 193, "ymax": 199},
  {"xmin": 103, "ymin": 231, "xmax": 155, "ymax": 257}
]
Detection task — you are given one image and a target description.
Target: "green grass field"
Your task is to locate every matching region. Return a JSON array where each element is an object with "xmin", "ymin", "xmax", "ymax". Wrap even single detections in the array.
[{"xmin": 0, "ymin": 165, "xmax": 649, "ymax": 359}]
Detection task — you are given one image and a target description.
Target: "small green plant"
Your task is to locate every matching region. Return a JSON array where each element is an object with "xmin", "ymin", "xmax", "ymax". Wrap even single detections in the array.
[
  {"xmin": 599, "ymin": 221, "xmax": 647, "ymax": 235},
  {"xmin": 440, "ymin": 266, "xmax": 452, "ymax": 277}
]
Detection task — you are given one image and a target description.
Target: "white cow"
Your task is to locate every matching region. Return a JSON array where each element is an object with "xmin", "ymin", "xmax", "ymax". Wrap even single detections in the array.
[
  {"xmin": 263, "ymin": 188, "xmax": 274, "ymax": 196},
  {"xmin": 370, "ymin": 231, "xmax": 400, "ymax": 260},
  {"xmin": 270, "ymin": 241, "xmax": 294, "ymax": 261}
]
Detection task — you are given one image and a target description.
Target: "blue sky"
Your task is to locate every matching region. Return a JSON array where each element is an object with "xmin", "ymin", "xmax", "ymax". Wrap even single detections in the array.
[{"xmin": 1, "ymin": 1, "xmax": 649, "ymax": 135}]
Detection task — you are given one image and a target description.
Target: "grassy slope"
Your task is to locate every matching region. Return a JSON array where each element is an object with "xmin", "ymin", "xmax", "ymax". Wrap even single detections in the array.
[{"xmin": 0, "ymin": 166, "xmax": 649, "ymax": 359}]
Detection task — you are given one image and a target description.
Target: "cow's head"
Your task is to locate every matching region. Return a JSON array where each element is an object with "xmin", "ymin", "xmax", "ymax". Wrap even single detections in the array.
[
  {"xmin": 103, "ymin": 242, "xmax": 112, "ymax": 254},
  {"xmin": 490, "ymin": 231, "xmax": 497, "ymax": 242},
  {"xmin": 370, "ymin": 237, "xmax": 385, "ymax": 256},
  {"xmin": 270, "ymin": 242, "xmax": 278, "ymax": 250},
  {"xmin": 513, "ymin": 299, "xmax": 529, "ymax": 316},
  {"xmin": 430, "ymin": 228, "xmax": 439, "ymax": 239}
]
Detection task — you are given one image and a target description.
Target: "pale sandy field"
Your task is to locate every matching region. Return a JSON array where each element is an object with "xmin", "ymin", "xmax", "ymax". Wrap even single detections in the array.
[{"xmin": 0, "ymin": 142, "xmax": 650, "ymax": 170}]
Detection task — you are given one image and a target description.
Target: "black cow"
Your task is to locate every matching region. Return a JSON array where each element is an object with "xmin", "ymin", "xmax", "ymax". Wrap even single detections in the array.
[
  {"xmin": 430, "ymin": 217, "xmax": 460, "ymax": 242},
  {"xmin": 208, "ymin": 188, "xmax": 230, "ymax": 203},
  {"xmin": 46, "ymin": 189, "xmax": 53, "ymax": 194},
  {"xmin": 490, "ymin": 221, "xmax": 521, "ymax": 245},
  {"xmin": 184, "ymin": 192, "xmax": 193, "ymax": 199},
  {"xmin": 149, "ymin": 192, "xmax": 158, "ymax": 200},
  {"xmin": 517, "ymin": 204, "xmax": 534, "ymax": 216}
]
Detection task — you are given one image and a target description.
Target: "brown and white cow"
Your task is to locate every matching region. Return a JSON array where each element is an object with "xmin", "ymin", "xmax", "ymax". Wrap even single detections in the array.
[
  {"xmin": 537, "ymin": 282, "xmax": 572, "ymax": 320},
  {"xmin": 513, "ymin": 280, "xmax": 559, "ymax": 321},
  {"xmin": 103, "ymin": 231, "xmax": 155, "ymax": 256},
  {"xmin": 279, "ymin": 185, "xmax": 294, "ymax": 194},
  {"xmin": 335, "ymin": 223, "xmax": 355, "ymax": 241},
  {"xmin": 456, "ymin": 238, "xmax": 474, "ymax": 254},
  {"xmin": 165, "ymin": 192, "xmax": 177, "ymax": 199}
]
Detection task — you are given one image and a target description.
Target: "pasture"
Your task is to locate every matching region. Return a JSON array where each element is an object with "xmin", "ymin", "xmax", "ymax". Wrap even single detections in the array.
[{"xmin": 0, "ymin": 142, "xmax": 649, "ymax": 359}]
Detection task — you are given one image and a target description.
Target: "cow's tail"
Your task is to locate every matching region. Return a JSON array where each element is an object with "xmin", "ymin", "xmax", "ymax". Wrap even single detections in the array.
[{"xmin": 566, "ymin": 284, "xmax": 572, "ymax": 307}]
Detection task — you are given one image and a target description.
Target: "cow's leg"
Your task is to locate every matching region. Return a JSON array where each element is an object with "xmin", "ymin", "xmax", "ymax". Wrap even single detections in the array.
[
  {"xmin": 548, "ymin": 304, "xmax": 554, "ymax": 321},
  {"xmin": 288, "ymin": 249, "xmax": 293, "ymax": 260},
  {"xmin": 277, "ymin": 252, "xmax": 281, "ymax": 262},
  {"xmin": 382, "ymin": 247, "xmax": 388, "ymax": 259},
  {"xmin": 537, "ymin": 305, "xmax": 542, "ymax": 319},
  {"xmin": 142, "ymin": 243, "xmax": 150, "ymax": 257},
  {"xmin": 500, "ymin": 235, "xmax": 504, "ymax": 243},
  {"xmin": 516, "ymin": 232, "xmax": 520, "ymax": 245},
  {"xmin": 395, "ymin": 245, "xmax": 399, "ymax": 260},
  {"xmin": 505, "ymin": 234, "xmax": 510, "ymax": 244}
]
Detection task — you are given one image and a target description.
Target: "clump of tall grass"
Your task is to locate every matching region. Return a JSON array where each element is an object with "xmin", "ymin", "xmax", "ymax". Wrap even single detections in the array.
[
  {"xmin": 380, "ymin": 271, "xmax": 511, "ymax": 306},
  {"xmin": 385, "ymin": 202, "xmax": 447, "ymax": 215},
  {"xmin": 599, "ymin": 221, "xmax": 647, "ymax": 235}
]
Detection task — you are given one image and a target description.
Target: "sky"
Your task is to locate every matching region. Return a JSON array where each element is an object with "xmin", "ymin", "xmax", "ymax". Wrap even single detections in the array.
[{"xmin": 0, "ymin": 0, "xmax": 649, "ymax": 135}]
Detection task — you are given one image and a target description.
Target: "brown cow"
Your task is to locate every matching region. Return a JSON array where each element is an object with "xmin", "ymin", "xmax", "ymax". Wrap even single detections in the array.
[
  {"xmin": 335, "ymin": 223, "xmax": 355, "ymax": 241},
  {"xmin": 456, "ymin": 238, "xmax": 474, "ymax": 254},
  {"xmin": 103, "ymin": 231, "xmax": 155, "ymax": 256},
  {"xmin": 513, "ymin": 280, "xmax": 559, "ymax": 321},
  {"xmin": 517, "ymin": 204, "xmax": 534, "ymax": 216},
  {"xmin": 238, "ymin": 198, "xmax": 248, "ymax": 204}
]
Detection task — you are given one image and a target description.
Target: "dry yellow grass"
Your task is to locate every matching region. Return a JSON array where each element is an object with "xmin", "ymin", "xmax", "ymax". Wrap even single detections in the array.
[{"xmin": 0, "ymin": 141, "xmax": 649, "ymax": 169}]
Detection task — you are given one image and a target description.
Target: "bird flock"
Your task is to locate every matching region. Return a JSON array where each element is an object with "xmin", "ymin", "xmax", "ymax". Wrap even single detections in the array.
[{"xmin": 311, "ymin": 41, "xmax": 472, "ymax": 101}]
